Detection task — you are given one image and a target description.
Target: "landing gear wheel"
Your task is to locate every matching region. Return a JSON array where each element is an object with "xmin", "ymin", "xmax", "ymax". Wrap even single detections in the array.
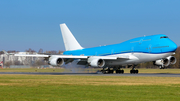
[
  {"xmin": 116, "ymin": 70, "xmax": 124, "ymax": 74},
  {"xmin": 130, "ymin": 65, "xmax": 139, "ymax": 74},
  {"xmin": 102, "ymin": 70, "xmax": 106, "ymax": 74},
  {"xmin": 130, "ymin": 70, "xmax": 133, "ymax": 74},
  {"xmin": 122, "ymin": 70, "xmax": 124, "ymax": 74},
  {"xmin": 120, "ymin": 70, "xmax": 124, "ymax": 74},
  {"xmin": 109, "ymin": 70, "xmax": 114, "ymax": 74},
  {"xmin": 130, "ymin": 70, "xmax": 138, "ymax": 74},
  {"xmin": 135, "ymin": 70, "xmax": 138, "ymax": 74},
  {"xmin": 120, "ymin": 70, "xmax": 122, "ymax": 73},
  {"xmin": 116, "ymin": 70, "xmax": 119, "ymax": 74}
]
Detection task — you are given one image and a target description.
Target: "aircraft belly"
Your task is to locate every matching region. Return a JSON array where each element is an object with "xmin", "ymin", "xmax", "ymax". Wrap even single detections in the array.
[
  {"xmin": 62, "ymin": 52, "xmax": 174, "ymax": 67},
  {"xmin": 105, "ymin": 59, "xmax": 137, "ymax": 66},
  {"xmin": 134, "ymin": 52, "xmax": 174, "ymax": 62},
  {"xmin": 105, "ymin": 52, "xmax": 174, "ymax": 66}
]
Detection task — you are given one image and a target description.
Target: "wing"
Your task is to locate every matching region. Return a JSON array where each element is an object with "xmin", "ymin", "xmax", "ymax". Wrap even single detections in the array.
[
  {"xmin": 14, "ymin": 54, "xmax": 130, "ymax": 60},
  {"xmin": 10, "ymin": 50, "xmax": 138, "ymax": 67},
  {"xmin": 14, "ymin": 54, "xmax": 49, "ymax": 57},
  {"xmin": 50, "ymin": 55, "xmax": 131, "ymax": 66}
]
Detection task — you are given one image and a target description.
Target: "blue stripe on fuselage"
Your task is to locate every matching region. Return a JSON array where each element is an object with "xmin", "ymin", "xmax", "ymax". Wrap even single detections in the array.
[{"xmin": 63, "ymin": 34, "xmax": 177, "ymax": 56}]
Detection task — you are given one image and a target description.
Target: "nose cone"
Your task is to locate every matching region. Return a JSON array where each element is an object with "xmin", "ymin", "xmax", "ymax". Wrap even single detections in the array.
[{"xmin": 170, "ymin": 42, "xmax": 177, "ymax": 52}]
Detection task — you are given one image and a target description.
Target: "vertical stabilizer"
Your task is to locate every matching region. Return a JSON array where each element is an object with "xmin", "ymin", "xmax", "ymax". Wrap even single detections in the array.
[{"xmin": 60, "ymin": 23, "xmax": 83, "ymax": 51}]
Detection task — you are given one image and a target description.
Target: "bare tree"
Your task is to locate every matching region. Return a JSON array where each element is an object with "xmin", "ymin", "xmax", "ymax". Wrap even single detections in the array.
[
  {"xmin": 26, "ymin": 48, "xmax": 36, "ymax": 54},
  {"xmin": 46, "ymin": 51, "xmax": 57, "ymax": 54},
  {"xmin": 0, "ymin": 51, "xmax": 3, "ymax": 55},
  {"xmin": 38, "ymin": 48, "xmax": 43, "ymax": 53},
  {"xmin": 58, "ymin": 50, "xmax": 64, "ymax": 54}
]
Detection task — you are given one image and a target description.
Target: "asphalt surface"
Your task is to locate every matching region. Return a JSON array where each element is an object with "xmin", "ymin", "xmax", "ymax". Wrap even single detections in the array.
[{"xmin": 0, "ymin": 72, "xmax": 180, "ymax": 77}]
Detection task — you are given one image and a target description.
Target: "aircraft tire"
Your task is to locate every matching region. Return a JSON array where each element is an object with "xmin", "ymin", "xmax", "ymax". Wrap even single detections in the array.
[
  {"xmin": 109, "ymin": 70, "xmax": 113, "ymax": 74},
  {"xmin": 132, "ymin": 70, "xmax": 135, "ymax": 74},
  {"xmin": 130, "ymin": 70, "xmax": 138, "ymax": 74},
  {"xmin": 135, "ymin": 70, "xmax": 138, "ymax": 74},
  {"xmin": 130, "ymin": 70, "xmax": 132, "ymax": 74},
  {"xmin": 116, "ymin": 70, "xmax": 119, "ymax": 74},
  {"xmin": 122, "ymin": 70, "xmax": 124, "ymax": 74},
  {"xmin": 116, "ymin": 70, "xmax": 124, "ymax": 74}
]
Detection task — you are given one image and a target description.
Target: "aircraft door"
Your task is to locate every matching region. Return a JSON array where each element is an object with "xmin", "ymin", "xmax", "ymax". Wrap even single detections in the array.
[
  {"xmin": 148, "ymin": 44, "xmax": 152, "ymax": 53},
  {"xmin": 131, "ymin": 47, "xmax": 134, "ymax": 55},
  {"xmin": 139, "ymin": 39, "xmax": 143, "ymax": 44}
]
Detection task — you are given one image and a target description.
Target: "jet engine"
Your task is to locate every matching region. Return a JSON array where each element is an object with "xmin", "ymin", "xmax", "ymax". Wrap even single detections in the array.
[
  {"xmin": 154, "ymin": 58, "xmax": 170, "ymax": 67},
  {"xmin": 167, "ymin": 56, "xmax": 176, "ymax": 65},
  {"xmin": 154, "ymin": 56, "xmax": 177, "ymax": 67},
  {"xmin": 49, "ymin": 57, "xmax": 64, "ymax": 67},
  {"xmin": 88, "ymin": 58, "xmax": 105, "ymax": 67}
]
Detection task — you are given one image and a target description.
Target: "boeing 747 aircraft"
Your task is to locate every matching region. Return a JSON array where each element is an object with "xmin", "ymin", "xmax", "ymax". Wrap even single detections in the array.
[{"xmin": 7, "ymin": 23, "xmax": 178, "ymax": 74}]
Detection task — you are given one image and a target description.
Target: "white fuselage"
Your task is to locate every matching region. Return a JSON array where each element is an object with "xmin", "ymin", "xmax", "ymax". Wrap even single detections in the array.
[{"xmin": 105, "ymin": 52, "xmax": 174, "ymax": 66}]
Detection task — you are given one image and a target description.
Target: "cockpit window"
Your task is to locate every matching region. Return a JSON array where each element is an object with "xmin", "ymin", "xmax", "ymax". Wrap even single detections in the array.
[{"xmin": 160, "ymin": 36, "xmax": 168, "ymax": 39}]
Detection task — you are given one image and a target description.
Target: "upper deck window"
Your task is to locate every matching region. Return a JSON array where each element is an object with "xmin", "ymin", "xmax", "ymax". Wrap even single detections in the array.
[{"xmin": 160, "ymin": 36, "xmax": 168, "ymax": 39}]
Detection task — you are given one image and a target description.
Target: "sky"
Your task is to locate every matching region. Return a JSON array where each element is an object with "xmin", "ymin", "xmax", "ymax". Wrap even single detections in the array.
[{"xmin": 0, "ymin": 0, "xmax": 180, "ymax": 52}]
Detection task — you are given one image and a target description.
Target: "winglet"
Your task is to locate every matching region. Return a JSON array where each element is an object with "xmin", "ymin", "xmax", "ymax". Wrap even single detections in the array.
[{"xmin": 60, "ymin": 23, "xmax": 83, "ymax": 51}]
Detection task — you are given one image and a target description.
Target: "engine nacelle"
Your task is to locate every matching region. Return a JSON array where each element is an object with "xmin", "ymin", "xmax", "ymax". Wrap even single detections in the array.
[
  {"xmin": 167, "ymin": 56, "xmax": 176, "ymax": 65},
  {"xmin": 49, "ymin": 57, "xmax": 64, "ymax": 67},
  {"xmin": 88, "ymin": 58, "xmax": 105, "ymax": 67},
  {"xmin": 154, "ymin": 58, "xmax": 170, "ymax": 67}
]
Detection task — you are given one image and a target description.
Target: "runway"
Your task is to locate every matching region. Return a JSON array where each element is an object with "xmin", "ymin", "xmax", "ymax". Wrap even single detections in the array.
[{"xmin": 0, "ymin": 72, "xmax": 180, "ymax": 77}]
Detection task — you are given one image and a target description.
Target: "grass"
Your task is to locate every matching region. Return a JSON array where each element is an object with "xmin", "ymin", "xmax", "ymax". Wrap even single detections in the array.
[
  {"xmin": 1, "ymin": 68, "xmax": 180, "ymax": 74},
  {"xmin": 0, "ymin": 75, "xmax": 180, "ymax": 101}
]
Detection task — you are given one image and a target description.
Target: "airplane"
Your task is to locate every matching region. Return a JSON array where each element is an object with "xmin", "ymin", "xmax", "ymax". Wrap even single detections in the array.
[{"xmin": 5, "ymin": 23, "xmax": 178, "ymax": 74}]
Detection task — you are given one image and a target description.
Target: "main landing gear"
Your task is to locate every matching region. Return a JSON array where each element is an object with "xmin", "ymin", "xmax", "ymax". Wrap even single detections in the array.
[
  {"xmin": 130, "ymin": 69, "xmax": 138, "ymax": 74},
  {"xmin": 100, "ymin": 66, "xmax": 139, "ymax": 74},
  {"xmin": 101, "ymin": 67, "xmax": 124, "ymax": 74},
  {"xmin": 116, "ymin": 70, "xmax": 124, "ymax": 74},
  {"xmin": 130, "ymin": 65, "xmax": 139, "ymax": 74},
  {"xmin": 101, "ymin": 68, "xmax": 114, "ymax": 74}
]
